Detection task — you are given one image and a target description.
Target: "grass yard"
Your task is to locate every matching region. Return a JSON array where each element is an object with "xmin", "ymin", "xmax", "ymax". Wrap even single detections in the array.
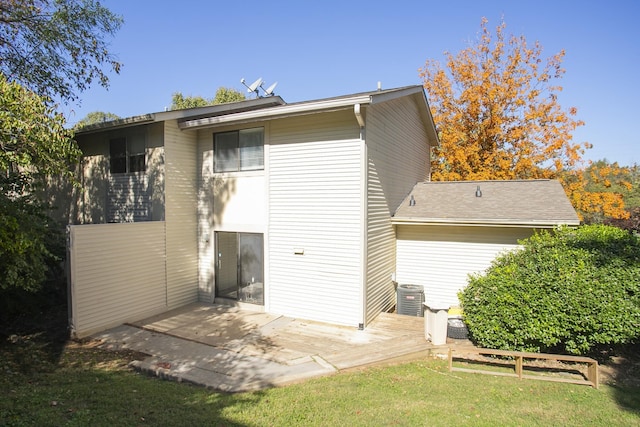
[{"xmin": 2, "ymin": 332, "xmax": 639, "ymax": 427}]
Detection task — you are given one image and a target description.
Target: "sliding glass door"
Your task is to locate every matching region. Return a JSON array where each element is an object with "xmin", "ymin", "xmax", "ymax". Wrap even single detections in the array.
[{"xmin": 215, "ymin": 232, "xmax": 264, "ymax": 305}]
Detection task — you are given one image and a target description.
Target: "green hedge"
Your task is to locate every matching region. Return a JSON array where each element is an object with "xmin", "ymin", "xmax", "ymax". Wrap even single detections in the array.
[{"xmin": 459, "ymin": 225, "xmax": 640, "ymax": 355}]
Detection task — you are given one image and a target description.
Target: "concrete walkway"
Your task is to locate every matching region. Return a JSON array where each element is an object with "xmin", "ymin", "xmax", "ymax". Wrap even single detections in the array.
[{"xmin": 93, "ymin": 303, "xmax": 456, "ymax": 392}]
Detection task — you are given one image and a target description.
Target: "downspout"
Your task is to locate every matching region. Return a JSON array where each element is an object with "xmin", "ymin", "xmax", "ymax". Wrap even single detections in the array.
[
  {"xmin": 354, "ymin": 103, "xmax": 365, "ymax": 135},
  {"xmin": 355, "ymin": 103, "xmax": 367, "ymax": 329}
]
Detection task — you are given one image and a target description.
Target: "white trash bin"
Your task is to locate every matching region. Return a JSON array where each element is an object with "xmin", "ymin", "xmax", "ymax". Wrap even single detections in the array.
[{"xmin": 424, "ymin": 301, "xmax": 449, "ymax": 345}]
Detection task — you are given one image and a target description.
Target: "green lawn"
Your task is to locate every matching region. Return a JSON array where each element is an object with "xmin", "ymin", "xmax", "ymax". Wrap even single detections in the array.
[{"xmin": 1, "ymin": 335, "xmax": 639, "ymax": 427}]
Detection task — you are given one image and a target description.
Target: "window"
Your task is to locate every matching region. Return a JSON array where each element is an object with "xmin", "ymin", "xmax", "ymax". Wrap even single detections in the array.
[
  {"xmin": 109, "ymin": 136, "xmax": 146, "ymax": 174},
  {"xmin": 214, "ymin": 127, "xmax": 264, "ymax": 172}
]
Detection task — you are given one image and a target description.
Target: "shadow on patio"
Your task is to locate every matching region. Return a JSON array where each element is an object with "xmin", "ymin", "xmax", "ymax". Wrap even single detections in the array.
[{"xmin": 92, "ymin": 302, "xmax": 448, "ymax": 391}]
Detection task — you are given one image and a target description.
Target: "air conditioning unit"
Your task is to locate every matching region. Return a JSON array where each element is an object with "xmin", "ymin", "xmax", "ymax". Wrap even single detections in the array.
[{"xmin": 397, "ymin": 284, "xmax": 424, "ymax": 317}]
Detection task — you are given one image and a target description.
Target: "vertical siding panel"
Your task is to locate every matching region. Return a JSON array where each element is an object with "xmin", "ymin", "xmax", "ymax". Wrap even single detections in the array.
[
  {"xmin": 147, "ymin": 122, "xmax": 166, "ymax": 222},
  {"xmin": 165, "ymin": 121, "xmax": 199, "ymax": 307},
  {"xmin": 68, "ymin": 222, "xmax": 167, "ymax": 337},
  {"xmin": 396, "ymin": 225, "xmax": 533, "ymax": 306},
  {"xmin": 197, "ymin": 133, "xmax": 215, "ymax": 301},
  {"xmin": 77, "ymin": 140, "xmax": 109, "ymax": 224},
  {"xmin": 365, "ymin": 97, "xmax": 430, "ymax": 324},
  {"xmin": 268, "ymin": 111, "xmax": 363, "ymax": 326}
]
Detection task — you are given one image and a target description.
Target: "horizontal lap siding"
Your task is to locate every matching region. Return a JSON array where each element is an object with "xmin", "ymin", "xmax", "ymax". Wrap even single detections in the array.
[
  {"xmin": 165, "ymin": 121, "xmax": 199, "ymax": 308},
  {"xmin": 107, "ymin": 174, "xmax": 150, "ymax": 222},
  {"xmin": 69, "ymin": 222, "xmax": 167, "ymax": 337},
  {"xmin": 269, "ymin": 112, "xmax": 363, "ymax": 326},
  {"xmin": 365, "ymin": 98, "xmax": 429, "ymax": 324},
  {"xmin": 396, "ymin": 225, "xmax": 533, "ymax": 307}
]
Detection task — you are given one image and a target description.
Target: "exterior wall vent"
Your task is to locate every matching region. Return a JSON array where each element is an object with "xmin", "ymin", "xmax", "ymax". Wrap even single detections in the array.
[{"xmin": 397, "ymin": 284, "xmax": 425, "ymax": 317}]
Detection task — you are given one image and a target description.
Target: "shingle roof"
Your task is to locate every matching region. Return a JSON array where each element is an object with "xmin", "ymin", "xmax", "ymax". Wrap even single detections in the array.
[{"xmin": 393, "ymin": 180, "xmax": 580, "ymax": 227}]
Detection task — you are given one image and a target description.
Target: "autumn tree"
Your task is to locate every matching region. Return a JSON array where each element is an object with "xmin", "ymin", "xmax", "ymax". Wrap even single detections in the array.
[
  {"xmin": 564, "ymin": 160, "xmax": 637, "ymax": 224},
  {"xmin": 561, "ymin": 169, "xmax": 627, "ymax": 223},
  {"xmin": 419, "ymin": 18, "xmax": 631, "ymax": 221},
  {"xmin": 0, "ymin": 0, "xmax": 123, "ymax": 103},
  {"xmin": 582, "ymin": 160, "xmax": 635, "ymax": 221},
  {"xmin": 170, "ymin": 87, "xmax": 246, "ymax": 110},
  {"xmin": 420, "ymin": 18, "xmax": 588, "ymax": 182}
]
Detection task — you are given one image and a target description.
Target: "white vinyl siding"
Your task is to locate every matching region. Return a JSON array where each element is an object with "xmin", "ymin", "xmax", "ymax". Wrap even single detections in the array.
[
  {"xmin": 364, "ymin": 97, "xmax": 430, "ymax": 324},
  {"xmin": 197, "ymin": 125, "xmax": 268, "ymax": 302},
  {"xmin": 268, "ymin": 111, "xmax": 363, "ymax": 326},
  {"xmin": 396, "ymin": 225, "xmax": 534, "ymax": 307},
  {"xmin": 68, "ymin": 222, "xmax": 167, "ymax": 337},
  {"xmin": 164, "ymin": 121, "xmax": 199, "ymax": 308}
]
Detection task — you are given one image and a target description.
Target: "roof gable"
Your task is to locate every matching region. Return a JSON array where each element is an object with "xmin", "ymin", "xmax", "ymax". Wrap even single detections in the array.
[
  {"xmin": 76, "ymin": 85, "xmax": 439, "ymax": 145},
  {"xmin": 393, "ymin": 180, "xmax": 580, "ymax": 227}
]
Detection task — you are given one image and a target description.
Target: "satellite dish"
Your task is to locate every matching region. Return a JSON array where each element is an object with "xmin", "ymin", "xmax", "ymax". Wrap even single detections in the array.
[
  {"xmin": 241, "ymin": 77, "xmax": 278, "ymax": 98},
  {"xmin": 247, "ymin": 77, "xmax": 263, "ymax": 93},
  {"xmin": 263, "ymin": 81, "xmax": 278, "ymax": 96}
]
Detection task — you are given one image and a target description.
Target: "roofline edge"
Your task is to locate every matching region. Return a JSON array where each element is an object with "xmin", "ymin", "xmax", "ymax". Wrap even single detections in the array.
[{"xmin": 391, "ymin": 218, "xmax": 581, "ymax": 228}]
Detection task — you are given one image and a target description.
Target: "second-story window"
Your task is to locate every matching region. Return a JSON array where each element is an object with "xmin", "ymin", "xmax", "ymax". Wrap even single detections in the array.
[
  {"xmin": 109, "ymin": 136, "xmax": 146, "ymax": 174},
  {"xmin": 214, "ymin": 127, "xmax": 264, "ymax": 173}
]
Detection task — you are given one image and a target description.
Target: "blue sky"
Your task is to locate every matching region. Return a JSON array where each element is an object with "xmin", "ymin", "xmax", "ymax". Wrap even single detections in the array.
[{"xmin": 64, "ymin": 0, "xmax": 639, "ymax": 166}]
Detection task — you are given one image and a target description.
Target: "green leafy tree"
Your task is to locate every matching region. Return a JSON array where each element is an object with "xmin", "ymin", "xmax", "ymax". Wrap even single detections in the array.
[
  {"xmin": 0, "ymin": 74, "xmax": 79, "ymax": 292},
  {"xmin": 0, "ymin": 0, "xmax": 122, "ymax": 304},
  {"xmin": 213, "ymin": 87, "xmax": 246, "ymax": 104},
  {"xmin": 170, "ymin": 93, "xmax": 210, "ymax": 110},
  {"xmin": 459, "ymin": 225, "xmax": 640, "ymax": 355},
  {"xmin": 170, "ymin": 87, "xmax": 245, "ymax": 110},
  {"xmin": 0, "ymin": 0, "xmax": 123, "ymax": 103},
  {"xmin": 74, "ymin": 111, "xmax": 120, "ymax": 129}
]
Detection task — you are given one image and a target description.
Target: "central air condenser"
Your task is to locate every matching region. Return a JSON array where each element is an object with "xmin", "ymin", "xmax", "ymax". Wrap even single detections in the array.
[{"xmin": 396, "ymin": 284, "xmax": 424, "ymax": 317}]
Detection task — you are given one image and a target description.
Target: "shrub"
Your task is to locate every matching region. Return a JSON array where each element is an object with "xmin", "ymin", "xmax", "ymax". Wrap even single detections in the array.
[{"xmin": 459, "ymin": 225, "xmax": 640, "ymax": 355}]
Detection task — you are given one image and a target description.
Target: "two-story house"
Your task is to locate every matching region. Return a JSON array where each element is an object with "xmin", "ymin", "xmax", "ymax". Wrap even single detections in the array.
[{"xmin": 62, "ymin": 85, "xmax": 579, "ymax": 337}]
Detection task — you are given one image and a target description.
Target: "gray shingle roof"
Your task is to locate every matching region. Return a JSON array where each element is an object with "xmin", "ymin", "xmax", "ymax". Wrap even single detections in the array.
[{"xmin": 393, "ymin": 180, "xmax": 580, "ymax": 227}]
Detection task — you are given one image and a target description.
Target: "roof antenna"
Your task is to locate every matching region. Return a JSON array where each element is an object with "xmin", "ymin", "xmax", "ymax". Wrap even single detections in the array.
[{"xmin": 241, "ymin": 77, "xmax": 278, "ymax": 98}]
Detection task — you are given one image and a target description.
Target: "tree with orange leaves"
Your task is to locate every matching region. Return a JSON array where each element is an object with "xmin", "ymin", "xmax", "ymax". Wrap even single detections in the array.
[
  {"xmin": 419, "ymin": 18, "xmax": 631, "ymax": 221},
  {"xmin": 420, "ymin": 17, "xmax": 588, "ymax": 181},
  {"xmin": 565, "ymin": 160, "xmax": 635, "ymax": 223}
]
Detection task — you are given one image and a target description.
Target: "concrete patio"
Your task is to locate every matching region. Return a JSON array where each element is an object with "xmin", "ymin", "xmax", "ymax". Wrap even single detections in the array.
[{"xmin": 92, "ymin": 302, "xmax": 462, "ymax": 392}]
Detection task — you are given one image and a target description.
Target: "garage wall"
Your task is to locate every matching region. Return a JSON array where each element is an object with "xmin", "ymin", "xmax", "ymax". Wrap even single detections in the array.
[{"xmin": 395, "ymin": 225, "xmax": 534, "ymax": 307}]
